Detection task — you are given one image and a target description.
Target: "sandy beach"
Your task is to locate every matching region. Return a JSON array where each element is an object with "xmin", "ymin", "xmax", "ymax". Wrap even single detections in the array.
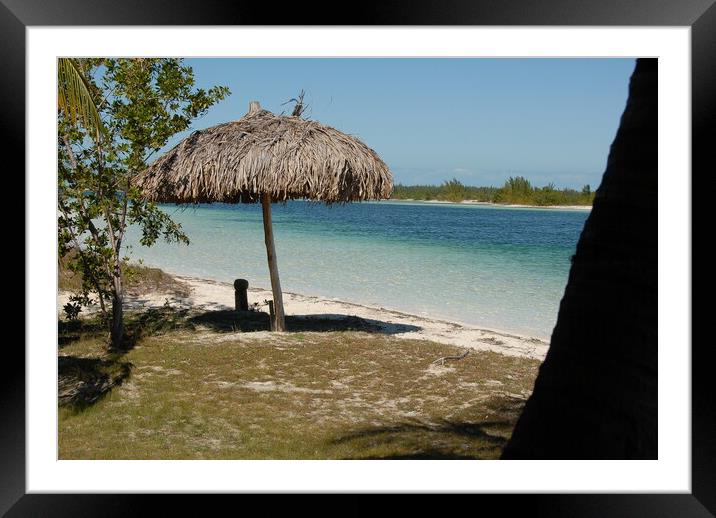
[{"xmin": 59, "ymin": 274, "xmax": 551, "ymax": 361}]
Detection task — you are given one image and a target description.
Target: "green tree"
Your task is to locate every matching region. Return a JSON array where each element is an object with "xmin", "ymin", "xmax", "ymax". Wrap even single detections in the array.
[
  {"xmin": 58, "ymin": 58, "xmax": 230, "ymax": 348},
  {"xmin": 497, "ymin": 176, "xmax": 533, "ymax": 204},
  {"xmin": 580, "ymin": 184, "xmax": 595, "ymax": 205},
  {"xmin": 442, "ymin": 178, "xmax": 467, "ymax": 202}
]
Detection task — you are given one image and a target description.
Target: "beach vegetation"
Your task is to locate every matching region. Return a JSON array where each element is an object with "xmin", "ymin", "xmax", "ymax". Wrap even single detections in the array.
[
  {"xmin": 59, "ymin": 250, "xmax": 190, "ymax": 299},
  {"xmin": 392, "ymin": 176, "xmax": 596, "ymax": 206},
  {"xmin": 57, "ymin": 58, "xmax": 229, "ymax": 349}
]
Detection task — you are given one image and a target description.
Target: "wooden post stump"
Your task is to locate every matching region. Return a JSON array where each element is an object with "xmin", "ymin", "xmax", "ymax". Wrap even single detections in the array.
[{"xmin": 234, "ymin": 279, "xmax": 249, "ymax": 312}]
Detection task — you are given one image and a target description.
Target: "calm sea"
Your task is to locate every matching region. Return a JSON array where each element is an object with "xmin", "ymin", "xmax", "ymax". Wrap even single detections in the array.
[{"xmin": 124, "ymin": 200, "xmax": 589, "ymax": 339}]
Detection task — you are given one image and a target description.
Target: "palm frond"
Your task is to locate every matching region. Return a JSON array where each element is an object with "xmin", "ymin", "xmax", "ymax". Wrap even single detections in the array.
[{"xmin": 58, "ymin": 58, "xmax": 104, "ymax": 139}]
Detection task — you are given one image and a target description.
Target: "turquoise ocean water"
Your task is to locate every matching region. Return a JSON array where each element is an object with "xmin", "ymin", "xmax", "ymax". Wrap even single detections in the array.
[{"xmin": 124, "ymin": 200, "xmax": 589, "ymax": 339}]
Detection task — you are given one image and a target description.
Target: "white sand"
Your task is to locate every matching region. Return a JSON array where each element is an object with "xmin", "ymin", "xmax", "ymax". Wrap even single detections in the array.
[{"xmin": 58, "ymin": 275, "xmax": 550, "ymax": 361}]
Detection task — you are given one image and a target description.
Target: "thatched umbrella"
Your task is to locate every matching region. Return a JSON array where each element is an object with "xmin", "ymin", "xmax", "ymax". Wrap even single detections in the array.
[{"xmin": 133, "ymin": 101, "xmax": 393, "ymax": 331}]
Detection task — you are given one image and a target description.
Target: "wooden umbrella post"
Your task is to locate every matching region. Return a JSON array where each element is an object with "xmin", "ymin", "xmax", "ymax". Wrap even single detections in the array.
[{"xmin": 261, "ymin": 193, "xmax": 286, "ymax": 332}]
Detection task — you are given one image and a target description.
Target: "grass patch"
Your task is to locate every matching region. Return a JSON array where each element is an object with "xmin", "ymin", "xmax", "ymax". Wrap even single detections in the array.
[{"xmin": 58, "ymin": 308, "xmax": 539, "ymax": 460}]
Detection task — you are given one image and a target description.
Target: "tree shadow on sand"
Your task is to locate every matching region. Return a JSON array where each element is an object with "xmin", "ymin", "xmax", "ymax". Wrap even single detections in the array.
[{"xmin": 187, "ymin": 309, "xmax": 421, "ymax": 334}]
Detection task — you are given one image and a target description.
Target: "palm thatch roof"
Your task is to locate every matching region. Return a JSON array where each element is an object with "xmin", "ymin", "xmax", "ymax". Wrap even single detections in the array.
[{"xmin": 133, "ymin": 108, "xmax": 393, "ymax": 204}]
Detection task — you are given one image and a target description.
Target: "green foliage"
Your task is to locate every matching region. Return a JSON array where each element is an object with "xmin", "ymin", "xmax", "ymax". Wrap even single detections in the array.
[
  {"xmin": 392, "ymin": 180, "xmax": 500, "ymax": 203},
  {"xmin": 58, "ymin": 58, "xmax": 230, "ymax": 347},
  {"xmin": 442, "ymin": 178, "xmax": 468, "ymax": 202},
  {"xmin": 392, "ymin": 176, "xmax": 596, "ymax": 206},
  {"xmin": 63, "ymin": 298, "xmax": 86, "ymax": 320}
]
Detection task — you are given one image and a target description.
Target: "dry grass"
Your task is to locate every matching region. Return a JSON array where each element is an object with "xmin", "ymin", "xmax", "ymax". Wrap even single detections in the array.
[
  {"xmin": 58, "ymin": 309, "xmax": 540, "ymax": 460},
  {"xmin": 133, "ymin": 107, "xmax": 393, "ymax": 204}
]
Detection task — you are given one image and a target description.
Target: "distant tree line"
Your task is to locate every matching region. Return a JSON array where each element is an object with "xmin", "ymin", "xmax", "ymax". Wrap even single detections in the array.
[{"xmin": 391, "ymin": 177, "xmax": 595, "ymax": 206}]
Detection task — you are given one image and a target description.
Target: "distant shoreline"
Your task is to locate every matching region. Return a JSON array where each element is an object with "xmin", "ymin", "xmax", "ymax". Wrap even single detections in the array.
[{"xmin": 387, "ymin": 198, "xmax": 592, "ymax": 210}]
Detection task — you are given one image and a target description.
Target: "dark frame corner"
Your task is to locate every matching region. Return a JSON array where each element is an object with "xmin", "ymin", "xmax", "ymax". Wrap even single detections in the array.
[{"xmin": 8, "ymin": 0, "xmax": 710, "ymax": 515}]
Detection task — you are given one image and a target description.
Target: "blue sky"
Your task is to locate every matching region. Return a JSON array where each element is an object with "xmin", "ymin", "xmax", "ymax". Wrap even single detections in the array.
[{"xmin": 169, "ymin": 58, "xmax": 635, "ymax": 189}]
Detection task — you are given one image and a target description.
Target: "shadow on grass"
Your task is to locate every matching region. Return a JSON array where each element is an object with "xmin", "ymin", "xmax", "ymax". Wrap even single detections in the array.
[
  {"xmin": 58, "ymin": 318, "xmax": 107, "ymax": 348},
  {"xmin": 332, "ymin": 396, "xmax": 528, "ymax": 460},
  {"xmin": 60, "ymin": 306, "xmax": 421, "ymax": 350},
  {"xmin": 58, "ymin": 307, "xmax": 190, "ymax": 351},
  {"xmin": 58, "ymin": 356, "xmax": 133, "ymax": 411},
  {"xmin": 57, "ymin": 307, "xmax": 183, "ymax": 411},
  {"xmin": 332, "ymin": 419, "xmax": 510, "ymax": 460},
  {"xmin": 188, "ymin": 309, "xmax": 421, "ymax": 334}
]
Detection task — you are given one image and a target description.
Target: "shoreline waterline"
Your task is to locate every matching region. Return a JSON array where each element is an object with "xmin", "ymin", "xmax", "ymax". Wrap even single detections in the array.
[
  {"xmin": 130, "ymin": 257, "xmax": 555, "ymax": 343},
  {"xmin": 383, "ymin": 199, "xmax": 592, "ymax": 211},
  {"xmin": 172, "ymin": 271, "xmax": 553, "ymax": 343}
]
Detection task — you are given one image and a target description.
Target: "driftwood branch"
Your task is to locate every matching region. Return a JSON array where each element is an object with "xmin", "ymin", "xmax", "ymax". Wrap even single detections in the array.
[
  {"xmin": 282, "ymin": 90, "xmax": 308, "ymax": 117},
  {"xmin": 432, "ymin": 349, "xmax": 470, "ymax": 366}
]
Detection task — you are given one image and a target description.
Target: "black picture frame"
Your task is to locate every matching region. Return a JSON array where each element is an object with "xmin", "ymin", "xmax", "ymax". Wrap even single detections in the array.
[{"xmin": 8, "ymin": 0, "xmax": 709, "ymax": 514}]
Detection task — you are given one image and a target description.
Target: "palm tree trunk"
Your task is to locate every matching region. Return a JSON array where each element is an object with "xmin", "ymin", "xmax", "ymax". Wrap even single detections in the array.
[{"xmin": 501, "ymin": 58, "xmax": 658, "ymax": 459}]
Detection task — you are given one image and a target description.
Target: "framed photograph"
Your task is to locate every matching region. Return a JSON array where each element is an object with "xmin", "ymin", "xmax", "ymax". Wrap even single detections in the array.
[{"xmin": 11, "ymin": 0, "xmax": 708, "ymax": 513}]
